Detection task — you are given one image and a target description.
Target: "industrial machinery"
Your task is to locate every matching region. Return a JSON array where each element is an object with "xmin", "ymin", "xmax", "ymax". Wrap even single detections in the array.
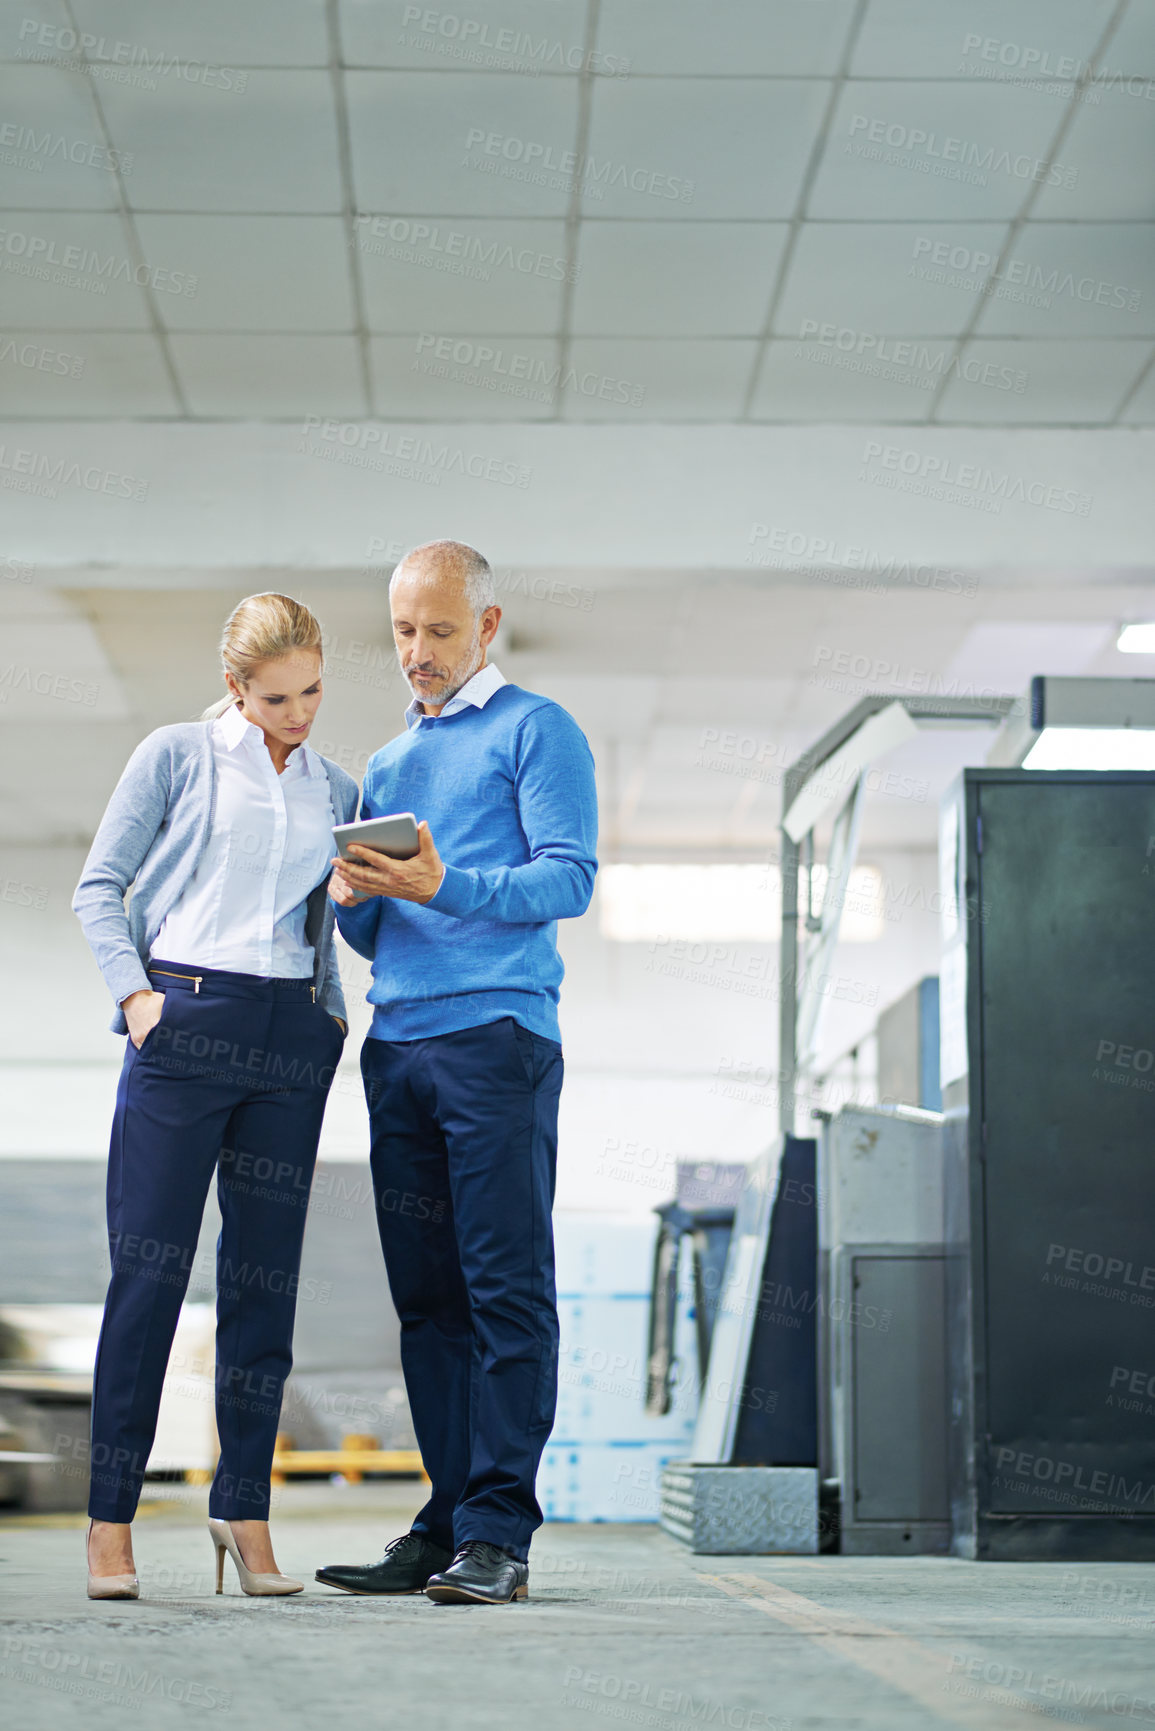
[
  {"xmin": 817, "ymin": 1103, "xmax": 949, "ymax": 1555},
  {"xmin": 659, "ymin": 1134, "xmax": 820, "ymax": 1554},
  {"xmin": 942, "ymin": 768, "xmax": 1155, "ymax": 1560}
]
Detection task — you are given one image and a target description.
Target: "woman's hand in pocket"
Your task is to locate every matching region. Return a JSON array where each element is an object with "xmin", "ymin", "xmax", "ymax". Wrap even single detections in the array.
[{"xmin": 123, "ymin": 989, "xmax": 166, "ymax": 1049}]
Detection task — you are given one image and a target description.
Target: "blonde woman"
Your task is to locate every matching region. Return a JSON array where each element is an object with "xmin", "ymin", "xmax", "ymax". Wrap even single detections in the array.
[{"xmin": 73, "ymin": 594, "xmax": 358, "ymax": 1600}]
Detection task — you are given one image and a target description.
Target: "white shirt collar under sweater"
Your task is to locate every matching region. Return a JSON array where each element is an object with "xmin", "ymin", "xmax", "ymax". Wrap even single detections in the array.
[{"xmin": 404, "ymin": 662, "xmax": 506, "ymax": 728}]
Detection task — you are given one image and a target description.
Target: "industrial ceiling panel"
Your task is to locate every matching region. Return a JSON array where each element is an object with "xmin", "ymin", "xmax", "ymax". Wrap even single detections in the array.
[
  {"xmin": 169, "ymin": 333, "xmax": 366, "ymax": 418},
  {"xmin": 811, "ymin": 79, "xmax": 1075, "ymax": 221},
  {"xmin": 368, "ymin": 332, "xmax": 558, "ymax": 418},
  {"xmin": 849, "ymin": 0, "xmax": 1114, "ymax": 79},
  {"xmin": 0, "ymin": 64, "xmax": 118, "ymax": 210},
  {"xmin": 1031, "ymin": 85, "xmax": 1155, "ymax": 221},
  {"xmin": 597, "ymin": 0, "xmax": 857, "ymax": 77},
  {"xmin": 68, "ymin": 0, "xmax": 332, "ymax": 65},
  {"xmin": 0, "ymin": 331, "xmax": 177, "ymax": 415},
  {"xmin": 774, "ymin": 221, "xmax": 1011, "ymax": 337},
  {"xmin": 345, "ymin": 69, "xmax": 580, "ymax": 216},
  {"xmin": 0, "ymin": 209, "xmax": 149, "ymax": 326},
  {"xmin": 102, "ymin": 71, "xmax": 343, "ymax": 213},
  {"xmin": 750, "ymin": 337, "xmax": 939, "ymax": 422},
  {"xmin": 571, "ymin": 221, "xmax": 789, "ymax": 338},
  {"xmin": 133, "ymin": 214, "xmax": 355, "ymax": 331},
  {"xmin": 560, "ymin": 337, "xmax": 758, "ymax": 421},
  {"xmin": 935, "ymin": 337, "xmax": 1151, "ymax": 424},
  {"xmin": 357, "ymin": 217, "xmax": 569, "ymax": 335},
  {"xmin": 972, "ymin": 221, "xmax": 1155, "ymax": 339},
  {"xmin": 581, "ymin": 76, "xmax": 829, "ymax": 221}
]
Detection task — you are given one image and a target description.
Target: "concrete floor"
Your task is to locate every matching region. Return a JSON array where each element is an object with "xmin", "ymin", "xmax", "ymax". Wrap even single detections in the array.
[{"xmin": 3, "ymin": 1484, "xmax": 1155, "ymax": 1731}]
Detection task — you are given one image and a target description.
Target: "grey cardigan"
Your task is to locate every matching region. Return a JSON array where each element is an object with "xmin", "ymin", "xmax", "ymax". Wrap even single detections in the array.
[{"xmin": 73, "ymin": 721, "xmax": 360, "ymax": 1034}]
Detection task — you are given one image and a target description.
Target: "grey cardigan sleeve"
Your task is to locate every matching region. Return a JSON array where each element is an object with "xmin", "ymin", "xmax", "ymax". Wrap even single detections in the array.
[
  {"xmin": 72, "ymin": 734, "xmax": 174, "ymax": 1009},
  {"xmin": 316, "ymin": 766, "xmax": 361, "ymax": 1023}
]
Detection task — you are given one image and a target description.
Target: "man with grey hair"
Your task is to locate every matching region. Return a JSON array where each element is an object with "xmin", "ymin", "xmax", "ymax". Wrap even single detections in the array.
[{"xmin": 315, "ymin": 539, "xmax": 598, "ymax": 1605}]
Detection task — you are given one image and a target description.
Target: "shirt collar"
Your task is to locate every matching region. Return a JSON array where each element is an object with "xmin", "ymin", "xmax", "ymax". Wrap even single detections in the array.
[
  {"xmin": 214, "ymin": 701, "xmax": 325, "ymax": 777},
  {"xmin": 405, "ymin": 662, "xmax": 506, "ymax": 728}
]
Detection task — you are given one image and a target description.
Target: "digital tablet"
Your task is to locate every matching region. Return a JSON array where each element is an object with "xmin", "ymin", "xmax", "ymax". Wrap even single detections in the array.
[{"xmin": 332, "ymin": 812, "xmax": 420, "ymax": 862}]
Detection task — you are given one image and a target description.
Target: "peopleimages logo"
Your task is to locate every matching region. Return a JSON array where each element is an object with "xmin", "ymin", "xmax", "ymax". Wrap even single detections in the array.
[
  {"xmin": 352, "ymin": 216, "xmax": 579, "ymax": 284},
  {"xmin": 845, "ymin": 114, "xmax": 1077, "ymax": 189},
  {"xmin": 796, "ymin": 321, "xmax": 1027, "ymax": 393},
  {"xmin": 910, "ymin": 237, "xmax": 1141, "ymax": 313},
  {"xmin": 463, "ymin": 129, "xmax": 695, "ymax": 202},
  {"xmin": 746, "ymin": 525, "xmax": 979, "ymax": 596},
  {"xmin": 0, "ymin": 226, "xmax": 197, "ymax": 295},
  {"xmin": 859, "ymin": 441, "xmax": 1093, "ymax": 518},
  {"xmin": 399, "ymin": 8, "xmax": 630, "ymax": 76}
]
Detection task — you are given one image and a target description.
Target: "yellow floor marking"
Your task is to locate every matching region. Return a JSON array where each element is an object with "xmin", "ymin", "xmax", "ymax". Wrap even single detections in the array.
[
  {"xmin": 0, "ymin": 1500, "xmax": 186, "ymax": 1531},
  {"xmin": 702, "ymin": 1572, "xmax": 1048, "ymax": 1731}
]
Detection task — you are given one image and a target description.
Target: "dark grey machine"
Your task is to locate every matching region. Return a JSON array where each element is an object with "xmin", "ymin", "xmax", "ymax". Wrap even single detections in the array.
[
  {"xmin": 942, "ymin": 768, "xmax": 1155, "ymax": 1560},
  {"xmin": 818, "ymin": 1104, "xmax": 950, "ymax": 1555}
]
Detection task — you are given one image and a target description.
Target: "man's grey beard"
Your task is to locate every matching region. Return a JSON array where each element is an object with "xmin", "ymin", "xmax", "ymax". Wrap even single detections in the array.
[{"xmin": 400, "ymin": 630, "xmax": 483, "ymax": 708}]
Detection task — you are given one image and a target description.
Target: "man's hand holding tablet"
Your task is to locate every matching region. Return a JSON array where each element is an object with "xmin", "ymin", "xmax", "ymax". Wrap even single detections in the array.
[{"xmin": 329, "ymin": 812, "xmax": 447, "ymax": 907}]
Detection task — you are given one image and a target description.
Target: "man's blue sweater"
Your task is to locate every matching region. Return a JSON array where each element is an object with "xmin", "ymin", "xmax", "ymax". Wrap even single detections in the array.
[{"xmin": 335, "ymin": 682, "xmax": 598, "ymax": 1044}]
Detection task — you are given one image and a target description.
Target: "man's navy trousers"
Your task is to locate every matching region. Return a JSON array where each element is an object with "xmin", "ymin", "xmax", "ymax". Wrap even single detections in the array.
[{"xmin": 361, "ymin": 1016, "xmax": 563, "ymax": 1563}]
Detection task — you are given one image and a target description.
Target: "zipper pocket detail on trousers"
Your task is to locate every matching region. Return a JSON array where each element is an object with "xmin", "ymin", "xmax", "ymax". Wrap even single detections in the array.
[{"xmin": 149, "ymin": 968, "xmax": 203, "ymax": 994}]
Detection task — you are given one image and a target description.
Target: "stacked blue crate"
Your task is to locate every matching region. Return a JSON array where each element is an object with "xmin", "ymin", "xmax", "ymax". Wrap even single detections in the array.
[{"xmin": 539, "ymin": 1214, "xmax": 698, "ymax": 1522}]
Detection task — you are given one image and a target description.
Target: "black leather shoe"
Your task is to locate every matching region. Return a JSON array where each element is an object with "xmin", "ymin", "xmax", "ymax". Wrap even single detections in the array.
[
  {"xmin": 424, "ymin": 1540, "xmax": 528, "ymax": 1605},
  {"xmin": 314, "ymin": 1531, "xmax": 452, "ymax": 1595}
]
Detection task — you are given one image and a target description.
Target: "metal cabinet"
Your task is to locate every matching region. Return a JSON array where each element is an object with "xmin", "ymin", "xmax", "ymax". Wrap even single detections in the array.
[
  {"xmin": 819, "ymin": 1105, "xmax": 949, "ymax": 1554},
  {"xmin": 942, "ymin": 769, "xmax": 1155, "ymax": 1560}
]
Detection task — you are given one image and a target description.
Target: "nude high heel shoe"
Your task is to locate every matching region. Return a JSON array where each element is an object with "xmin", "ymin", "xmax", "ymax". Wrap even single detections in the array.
[
  {"xmin": 208, "ymin": 1518, "xmax": 303, "ymax": 1596},
  {"xmin": 86, "ymin": 1521, "xmax": 139, "ymax": 1601}
]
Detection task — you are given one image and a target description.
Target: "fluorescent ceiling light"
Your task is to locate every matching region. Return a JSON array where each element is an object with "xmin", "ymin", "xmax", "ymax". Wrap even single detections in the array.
[
  {"xmin": 1117, "ymin": 624, "xmax": 1155, "ymax": 654},
  {"xmin": 988, "ymin": 676, "xmax": 1155, "ymax": 767},
  {"xmin": 598, "ymin": 863, "xmax": 883, "ymax": 943},
  {"xmin": 1021, "ymin": 727, "xmax": 1155, "ymax": 771}
]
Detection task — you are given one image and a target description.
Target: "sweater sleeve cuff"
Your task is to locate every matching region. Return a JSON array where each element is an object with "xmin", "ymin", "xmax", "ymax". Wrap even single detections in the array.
[
  {"xmin": 426, "ymin": 863, "xmax": 474, "ymax": 919},
  {"xmin": 111, "ymin": 956, "xmax": 152, "ymax": 1006}
]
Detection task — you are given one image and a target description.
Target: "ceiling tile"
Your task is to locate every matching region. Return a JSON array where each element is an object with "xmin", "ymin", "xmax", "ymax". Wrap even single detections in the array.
[
  {"xmin": 67, "ymin": 0, "xmax": 330, "ymax": 65},
  {"xmin": 133, "ymin": 215, "xmax": 354, "ymax": 330},
  {"xmin": 560, "ymin": 338, "xmax": 757, "ymax": 420},
  {"xmin": 851, "ymin": 0, "xmax": 1116, "ymax": 79},
  {"xmin": 1092, "ymin": 6, "xmax": 1155, "ymax": 78},
  {"xmin": 935, "ymin": 337, "xmax": 1151, "ymax": 423},
  {"xmin": 0, "ymin": 331, "xmax": 177, "ymax": 413},
  {"xmin": 346, "ymin": 70, "xmax": 580, "ymax": 216},
  {"xmin": 101, "ymin": 70, "xmax": 343, "ymax": 212},
  {"xmin": 357, "ymin": 215, "xmax": 568, "ymax": 332},
  {"xmin": 811, "ymin": 80, "xmax": 1078, "ymax": 220},
  {"xmin": 598, "ymin": 0, "xmax": 857, "ymax": 76},
  {"xmin": 169, "ymin": 333, "xmax": 365, "ymax": 416},
  {"xmin": 370, "ymin": 334, "xmax": 558, "ymax": 417},
  {"xmin": 582, "ymin": 77, "xmax": 829, "ymax": 219},
  {"xmin": 776, "ymin": 220, "xmax": 1010, "ymax": 335},
  {"xmin": 1117, "ymin": 357, "xmax": 1155, "ymax": 423},
  {"xmin": 750, "ymin": 336, "xmax": 938, "ymax": 421},
  {"xmin": 1031, "ymin": 86, "xmax": 1155, "ymax": 220},
  {"xmin": 0, "ymin": 65, "xmax": 121, "ymax": 209},
  {"xmin": 340, "ymin": 0, "xmax": 589, "ymax": 72},
  {"xmin": 0, "ymin": 0, "xmax": 71, "ymax": 51},
  {"xmin": 572, "ymin": 221, "xmax": 788, "ymax": 336},
  {"xmin": 0, "ymin": 210, "xmax": 150, "ymax": 326},
  {"xmin": 941, "ymin": 621, "xmax": 1114, "ymax": 686},
  {"xmin": 973, "ymin": 222, "xmax": 1155, "ymax": 337}
]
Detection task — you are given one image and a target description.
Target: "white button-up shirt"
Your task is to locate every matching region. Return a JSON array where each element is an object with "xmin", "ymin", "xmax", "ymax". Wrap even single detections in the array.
[
  {"xmin": 404, "ymin": 661, "xmax": 505, "ymax": 729},
  {"xmin": 152, "ymin": 702, "xmax": 337, "ymax": 978}
]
